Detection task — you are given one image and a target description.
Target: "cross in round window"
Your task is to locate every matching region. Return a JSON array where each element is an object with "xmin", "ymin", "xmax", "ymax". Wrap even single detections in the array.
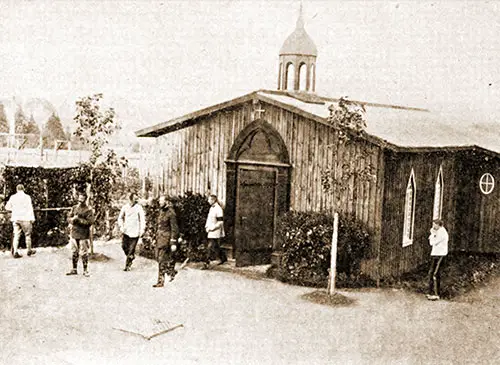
[{"xmin": 479, "ymin": 173, "xmax": 495, "ymax": 195}]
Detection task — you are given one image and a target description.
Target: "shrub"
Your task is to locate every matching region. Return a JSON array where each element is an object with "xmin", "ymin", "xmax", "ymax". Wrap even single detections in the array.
[
  {"xmin": 139, "ymin": 192, "xmax": 210, "ymax": 262},
  {"xmin": 274, "ymin": 211, "xmax": 373, "ymax": 287},
  {"xmin": 381, "ymin": 252, "xmax": 500, "ymax": 299},
  {"xmin": 0, "ymin": 163, "xmax": 126, "ymax": 250},
  {"xmin": 0, "ymin": 166, "xmax": 87, "ymax": 249}
]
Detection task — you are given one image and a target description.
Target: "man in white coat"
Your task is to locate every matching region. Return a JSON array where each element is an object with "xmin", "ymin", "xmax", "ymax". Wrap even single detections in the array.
[
  {"xmin": 427, "ymin": 219, "xmax": 449, "ymax": 300},
  {"xmin": 118, "ymin": 192, "xmax": 146, "ymax": 271},
  {"xmin": 203, "ymin": 194, "xmax": 227, "ymax": 269},
  {"xmin": 5, "ymin": 184, "xmax": 36, "ymax": 258}
]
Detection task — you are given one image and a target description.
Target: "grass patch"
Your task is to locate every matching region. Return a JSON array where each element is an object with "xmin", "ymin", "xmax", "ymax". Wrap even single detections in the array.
[
  {"xmin": 266, "ymin": 264, "xmax": 376, "ymax": 289},
  {"xmin": 271, "ymin": 252, "xmax": 500, "ymax": 300},
  {"xmin": 301, "ymin": 290, "xmax": 356, "ymax": 307},
  {"xmin": 380, "ymin": 252, "xmax": 500, "ymax": 299}
]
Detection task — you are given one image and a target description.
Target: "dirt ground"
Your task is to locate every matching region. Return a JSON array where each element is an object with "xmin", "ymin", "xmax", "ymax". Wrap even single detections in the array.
[{"xmin": 1, "ymin": 241, "xmax": 499, "ymax": 365}]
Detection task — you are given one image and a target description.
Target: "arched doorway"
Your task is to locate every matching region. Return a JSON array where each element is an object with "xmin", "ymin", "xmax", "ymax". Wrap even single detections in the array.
[{"xmin": 225, "ymin": 120, "xmax": 291, "ymax": 266}]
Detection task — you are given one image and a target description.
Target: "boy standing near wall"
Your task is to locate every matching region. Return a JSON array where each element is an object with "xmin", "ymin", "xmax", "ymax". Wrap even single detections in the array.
[{"xmin": 427, "ymin": 219, "xmax": 449, "ymax": 300}]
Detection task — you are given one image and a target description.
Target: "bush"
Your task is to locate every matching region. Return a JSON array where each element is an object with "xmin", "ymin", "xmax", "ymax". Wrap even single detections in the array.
[
  {"xmin": 0, "ymin": 166, "xmax": 88, "ymax": 249},
  {"xmin": 274, "ymin": 211, "xmax": 373, "ymax": 288},
  {"xmin": 139, "ymin": 192, "xmax": 210, "ymax": 262},
  {"xmin": 381, "ymin": 252, "xmax": 500, "ymax": 299},
  {"xmin": 0, "ymin": 164, "xmax": 124, "ymax": 250}
]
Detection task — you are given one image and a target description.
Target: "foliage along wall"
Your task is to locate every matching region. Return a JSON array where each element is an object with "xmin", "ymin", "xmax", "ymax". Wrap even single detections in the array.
[
  {"xmin": 0, "ymin": 166, "xmax": 89, "ymax": 249},
  {"xmin": 0, "ymin": 166, "xmax": 85, "ymax": 248}
]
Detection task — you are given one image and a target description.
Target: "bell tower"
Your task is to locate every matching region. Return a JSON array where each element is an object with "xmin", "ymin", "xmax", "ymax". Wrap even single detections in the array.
[{"xmin": 278, "ymin": 4, "xmax": 318, "ymax": 92}]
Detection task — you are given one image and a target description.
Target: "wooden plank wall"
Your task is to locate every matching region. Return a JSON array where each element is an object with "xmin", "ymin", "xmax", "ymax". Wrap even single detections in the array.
[
  {"xmin": 455, "ymin": 152, "xmax": 500, "ymax": 253},
  {"xmin": 156, "ymin": 101, "xmax": 383, "ymax": 229},
  {"xmin": 153, "ymin": 104, "xmax": 500, "ymax": 278},
  {"xmin": 380, "ymin": 151, "xmax": 458, "ymax": 278},
  {"xmin": 155, "ymin": 101, "xmax": 384, "ymax": 278}
]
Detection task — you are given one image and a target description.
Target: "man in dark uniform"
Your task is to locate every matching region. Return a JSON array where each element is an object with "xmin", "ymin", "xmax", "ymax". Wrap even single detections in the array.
[
  {"xmin": 153, "ymin": 195, "xmax": 179, "ymax": 288},
  {"xmin": 66, "ymin": 192, "xmax": 94, "ymax": 277}
]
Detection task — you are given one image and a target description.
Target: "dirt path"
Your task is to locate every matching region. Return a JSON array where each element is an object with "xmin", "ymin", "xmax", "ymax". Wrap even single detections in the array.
[{"xmin": 1, "ymin": 242, "xmax": 498, "ymax": 365}]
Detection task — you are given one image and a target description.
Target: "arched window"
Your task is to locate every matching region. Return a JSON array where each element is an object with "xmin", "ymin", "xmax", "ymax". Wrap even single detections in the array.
[
  {"xmin": 403, "ymin": 169, "xmax": 416, "ymax": 247},
  {"xmin": 433, "ymin": 166, "xmax": 443, "ymax": 220},
  {"xmin": 285, "ymin": 63, "xmax": 294, "ymax": 91},
  {"xmin": 278, "ymin": 63, "xmax": 283, "ymax": 90},
  {"xmin": 299, "ymin": 63, "xmax": 307, "ymax": 91},
  {"xmin": 310, "ymin": 64, "xmax": 315, "ymax": 91}
]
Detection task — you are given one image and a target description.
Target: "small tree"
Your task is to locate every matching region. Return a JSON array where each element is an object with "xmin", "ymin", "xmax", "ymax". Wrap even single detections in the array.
[
  {"xmin": 0, "ymin": 104, "xmax": 9, "ymax": 148},
  {"xmin": 15, "ymin": 111, "xmax": 40, "ymax": 148},
  {"xmin": 14, "ymin": 106, "xmax": 28, "ymax": 134},
  {"xmin": 321, "ymin": 97, "xmax": 377, "ymax": 200},
  {"xmin": 321, "ymin": 97, "xmax": 377, "ymax": 294},
  {"xmin": 73, "ymin": 93, "xmax": 124, "ymax": 253},
  {"xmin": 43, "ymin": 112, "xmax": 67, "ymax": 149},
  {"xmin": 0, "ymin": 103, "xmax": 9, "ymax": 134},
  {"xmin": 25, "ymin": 114, "xmax": 41, "ymax": 135},
  {"xmin": 74, "ymin": 93, "xmax": 118, "ymax": 166}
]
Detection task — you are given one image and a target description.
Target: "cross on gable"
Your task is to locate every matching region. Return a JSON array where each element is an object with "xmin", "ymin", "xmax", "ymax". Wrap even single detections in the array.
[{"xmin": 253, "ymin": 105, "xmax": 265, "ymax": 120}]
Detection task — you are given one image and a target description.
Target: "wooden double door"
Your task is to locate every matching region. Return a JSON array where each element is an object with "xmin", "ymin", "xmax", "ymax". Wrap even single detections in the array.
[{"xmin": 234, "ymin": 166, "xmax": 279, "ymax": 267}]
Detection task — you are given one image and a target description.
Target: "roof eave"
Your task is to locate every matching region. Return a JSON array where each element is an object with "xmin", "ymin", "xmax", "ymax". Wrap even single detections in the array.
[
  {"xmin": 135, "ymin": 91, "xmax": 261, "ymax": 137},
  {"xmin": 135, "ymin": 89, "xmax": 394, "ymax": 150}
]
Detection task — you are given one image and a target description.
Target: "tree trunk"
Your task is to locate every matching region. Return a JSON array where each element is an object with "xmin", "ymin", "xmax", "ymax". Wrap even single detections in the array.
[{"xmin": 328, "ymin": 212, "xmax": 339, "ymax": 296}]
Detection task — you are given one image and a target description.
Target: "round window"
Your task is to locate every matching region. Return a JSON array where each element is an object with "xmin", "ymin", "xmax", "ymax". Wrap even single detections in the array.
[{"xmin": 479, "ymin": 173, "xmax": 495, "ymax": 195}]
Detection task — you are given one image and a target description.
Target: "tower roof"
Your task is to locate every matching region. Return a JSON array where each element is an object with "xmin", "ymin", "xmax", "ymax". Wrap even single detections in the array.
[{"xmin": 279, "ymin": 5, "xmax": 317, "ymax": 57}]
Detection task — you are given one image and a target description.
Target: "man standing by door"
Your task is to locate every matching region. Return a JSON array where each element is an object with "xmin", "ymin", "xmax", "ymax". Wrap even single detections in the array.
[
  {"xmin": 5, "ymin": 184, "xmax": 36, "ymax": 258},
  {"xmin": 153, "ymin": 196, "xmax": 179, "ymax": 287},
  {"xmin": 427, "ymin": 219, "xmax": 449, "ymax": 300},
  {"xmin": 203, "ymin": 194, "xmax": 227, "ymax": 270},
  {"xmin": 118, "ymin": 192, "xmax": 146, "ymax": 271},
  {"xmin": 66, "ymin": 192, "xmax": 94, "ymax": 277}
]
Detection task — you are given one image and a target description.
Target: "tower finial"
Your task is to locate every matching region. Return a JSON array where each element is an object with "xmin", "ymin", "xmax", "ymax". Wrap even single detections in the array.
[{"xmin": 296, "ymin": 1, "xmax": 304, "ymax": 29}]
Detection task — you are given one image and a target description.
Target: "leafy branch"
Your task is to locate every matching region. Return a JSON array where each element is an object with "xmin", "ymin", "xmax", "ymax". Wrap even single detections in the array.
[{"xmin": 321, "ymin": 97, "xmax": 377, "ymax": 195}]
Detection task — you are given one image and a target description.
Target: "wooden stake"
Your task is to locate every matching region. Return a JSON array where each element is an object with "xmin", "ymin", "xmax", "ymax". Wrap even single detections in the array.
[
  {"xmin": 112, "ymin": 324, "xmax": 183, "ymax": 341},
  {"xmin": 328, "ymin": 212, "xmax": 339, "ymax": 296},
  {"xmin": 179, "ymin": 257, "xmax": 190, "ymax": 270}
]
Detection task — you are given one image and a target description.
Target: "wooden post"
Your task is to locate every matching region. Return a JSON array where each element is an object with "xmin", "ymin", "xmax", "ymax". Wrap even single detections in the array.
[
  {"xmin": 328, "ymin": 212, "xmax": 339, "ymax": 296},
  {"xmin": 39, "ymin": 132, "xmax": 43, "ymax": 158},
  {"xmin": 87, "ymin": 179, "xmax": 94, "ymax": 255},
  {"xmin": 105, "ymin": 209, "xmax": 110, "ymax": 240}
]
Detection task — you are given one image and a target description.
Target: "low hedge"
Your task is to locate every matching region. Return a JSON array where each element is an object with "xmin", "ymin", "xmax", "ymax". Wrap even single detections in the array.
[
  {"xmin": 0, "ymin": 164, "xmax": 117, "ymax": 249},
  {"xmin": 381, "ymin": 252, "xmax": 500, "ymax": 299},
  {"xmin": 139, "ymin": 192, "xmax": 210, "ymax": 262},
  {"xmin": 273, "ymin": 211, "xmax": 374, "ymax": 288}
]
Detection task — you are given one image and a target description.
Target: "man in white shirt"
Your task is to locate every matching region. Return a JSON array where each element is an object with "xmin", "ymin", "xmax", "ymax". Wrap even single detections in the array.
[
  {"xmin": 202, "ymin": 194, "xmax": 227, "ymax": 270},
  {"xmin": 118, "ymin": 192, "xmax": 146, "ymax": 271},
  {"xmin": 5, "ymin": 184, "xmax": 36, "ymax": 258},
  {"xmin": 427, "ymin": 219, "xmax": 449, "ymax": 300}
]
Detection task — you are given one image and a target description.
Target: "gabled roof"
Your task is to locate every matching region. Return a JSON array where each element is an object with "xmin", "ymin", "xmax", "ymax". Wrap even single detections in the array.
[{"xmin": 135, "ymin": 89, "xmax": 500, "ymax": 157}]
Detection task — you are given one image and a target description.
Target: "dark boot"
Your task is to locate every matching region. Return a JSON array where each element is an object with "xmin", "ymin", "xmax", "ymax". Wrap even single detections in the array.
[
  {"xmin": 169, "ymin": 270, "xmax": 178, "ymax": 282},
  {"xmin": 66, "ymin": 254, "xmax": 79, "ymax": 275},
  {"xmin": 124, "ymin": 257, "xmax": 133, "ymax": 271},
  {"xmin": 82, "ymin": 254, "xmax": 90, "ymax": 277},
  {"xmin": 153, "ymin": 273, "xmax": 165, "ymax": 288}
]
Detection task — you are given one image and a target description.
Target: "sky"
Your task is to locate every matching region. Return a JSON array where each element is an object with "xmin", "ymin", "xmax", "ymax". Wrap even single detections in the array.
[{"xmin": 1, "ymin": 0, "xmax": 499, "ymax": 134}]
